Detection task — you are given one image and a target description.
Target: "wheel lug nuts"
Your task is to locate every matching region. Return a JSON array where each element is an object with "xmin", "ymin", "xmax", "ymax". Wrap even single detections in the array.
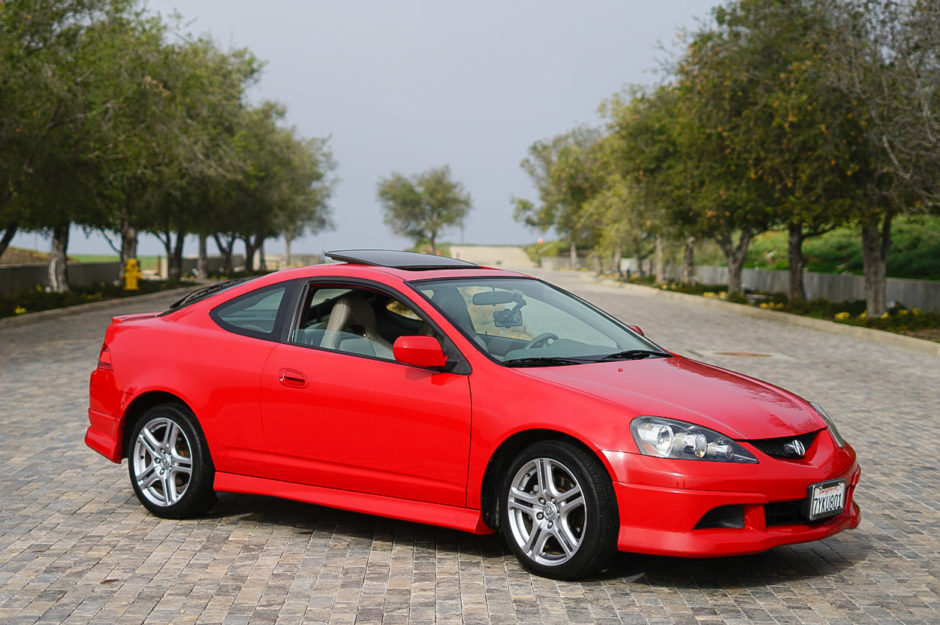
[
  {"xmin": 536, "ymin": 512, "xmax": 543, "ymax": 519},
  {"xmin": 539, "ymin": 498, "xmax": 545, "ymax": 504},
  {"xmin": 547, "ymin": 521, "xmax": 553, "ymax": 528}
]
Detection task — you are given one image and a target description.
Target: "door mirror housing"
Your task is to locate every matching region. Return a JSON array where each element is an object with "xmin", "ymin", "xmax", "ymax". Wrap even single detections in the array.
[
  {"xmin": 629, "ymin": 325, "xmax": 645, "ymax": 336},
  {"xmin": 393, "ymin": 335, "xmax": 448, "ymax": 369}
]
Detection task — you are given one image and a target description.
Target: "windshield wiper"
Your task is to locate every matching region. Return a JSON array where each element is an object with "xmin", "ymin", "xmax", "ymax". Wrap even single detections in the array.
[
  {"xmin": 503, "ymin": 356, "xmax": 587, "ymax": 368},
  {"xmin": 598, "ymin": 349, "xmax": 670, "ymax": 361}
]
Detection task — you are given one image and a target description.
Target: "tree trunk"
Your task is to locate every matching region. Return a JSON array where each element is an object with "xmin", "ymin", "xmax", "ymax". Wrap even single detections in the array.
[
  {"xmin": 213, "ymin": 234, "xmax": 235, "ymax": 275},
  {"xmin": 682, "ymin": 236, "xmax": 695, "ymax": 286},
  {"xmin": 715, "ymin": 230, "xmax": 752, "ymax": 295},
  {"xmin": 119, "ymin": 221, "xmax": 139, "ymax": 285},
  {"xmin": 0, "ymin": 221, "xmax": 18, "ymax": 259},
  {"xmin": 285, "ymin": 236, "xmax": 293, "ymax": 267},
  {"xmin": 174, "ymin": 232, "xmax": 185, "ymax": 280},
  {"xmin": 569, "ymin": 240, "xmax": 578, "ymax": 270},
  {"xmin": 613, "ymin": 246, "xmax": 622, "ymax": 277},
  {"xmin": 633, "ymin": 240, "xmax": 645, "ymax": 277},
  {"xmin": 162, "ymin": 230, "xmax": 185, "ymax": 282},
  {"xmin": 787, "ymin": 223, "xmax": 807, "ymax": 302},
  {"xmin": 197, "ymin": 234, "xmax": 208, "ymax": 278},
  {"xmin": 428, "ymin": 233, "xmax": 437, "ymax": 255},
  {"xmin": 48, "ymin": 222, "xmax": 70, "ymax": 293},
  {"xmin": 259, "ymin": 241, "xmax": 266, "ymax": 271},
  {"xmin": 243, "ymin": 237, "xmax": 257, "ymax": 273},
  {"xmin": 654, "ymin": 234, "xmax": 666, "ymax": 284},
  {"xmin": 861, "ymin": 216, "xmax": 891, "ymax": 317}
]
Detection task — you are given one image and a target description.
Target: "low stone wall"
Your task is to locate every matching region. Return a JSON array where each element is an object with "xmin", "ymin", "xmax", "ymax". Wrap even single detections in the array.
[
  {"xmin": 644, "ymin": 262, "xmax": 939, "ymax": 312},
  {"xmin": 155, "ymin": 255, "xmax": 246, "ymax": 279},
  {"xmin": 0, "ymin": 262, "xmax": 122, "ymax": 297}
]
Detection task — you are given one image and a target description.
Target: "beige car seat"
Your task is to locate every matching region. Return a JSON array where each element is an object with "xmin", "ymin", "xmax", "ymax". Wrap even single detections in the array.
[{"xmin": 322, "ymin": 294, "xmax": 394, "ymax": 353}]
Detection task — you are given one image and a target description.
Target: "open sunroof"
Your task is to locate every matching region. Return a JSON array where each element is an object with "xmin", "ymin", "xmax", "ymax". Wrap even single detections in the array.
[{"xmin": 325, "ymin": 249, "xmax": 480, "ymax": 270}]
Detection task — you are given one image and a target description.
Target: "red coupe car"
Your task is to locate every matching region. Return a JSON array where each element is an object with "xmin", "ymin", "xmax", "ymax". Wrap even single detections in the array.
[{"xmin": 86, "ymin": 249, "xmax": 860, "ymax": 579}]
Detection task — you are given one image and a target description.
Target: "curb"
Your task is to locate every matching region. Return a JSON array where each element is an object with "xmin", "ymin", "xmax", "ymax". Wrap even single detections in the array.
[
  {"xmin": 0, "ymin": 286, "xmax": 196, "ymax": 329},
  {"xmin": 584, "ymin": 274, "xmax": 940, "ymax": 357}
]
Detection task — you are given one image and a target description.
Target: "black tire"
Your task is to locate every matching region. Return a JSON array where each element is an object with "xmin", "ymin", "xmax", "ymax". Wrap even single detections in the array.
[
  {"xmin": 127, "ymin": 403, "xmax": 216, "ymax": 519},
  {"xmin": 499, "ymin": 440, "xmax": 618, "ymax": 580}
]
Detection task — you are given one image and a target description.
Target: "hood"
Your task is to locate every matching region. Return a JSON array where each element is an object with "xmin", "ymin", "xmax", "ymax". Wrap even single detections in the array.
[{"xmin": 519, "ymin": 356, "xmax": 823, "ymax": 440}]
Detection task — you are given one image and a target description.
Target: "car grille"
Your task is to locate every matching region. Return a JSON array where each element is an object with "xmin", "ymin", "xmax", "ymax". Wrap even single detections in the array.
[{"xmin": 748, "ymin": 430, "xmax": 819, "ymax": 459}]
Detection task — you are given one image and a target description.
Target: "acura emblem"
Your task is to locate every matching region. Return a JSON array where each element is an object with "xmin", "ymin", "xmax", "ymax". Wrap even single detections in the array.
[{"xmin": 784, "ymin": 439, "xmax": 806, "ymax": 457}]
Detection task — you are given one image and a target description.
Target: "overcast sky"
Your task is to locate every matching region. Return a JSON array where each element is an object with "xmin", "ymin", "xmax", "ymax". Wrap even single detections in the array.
[{"xmin": 14, "ymin": 0, "xmax": 721, "ymax": 256}]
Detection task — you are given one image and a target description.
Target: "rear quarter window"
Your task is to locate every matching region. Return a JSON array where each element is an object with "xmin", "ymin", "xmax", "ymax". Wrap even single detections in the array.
[{"xmin": 211, "ymin": 284, "xmax": 288, "ymax": 339}]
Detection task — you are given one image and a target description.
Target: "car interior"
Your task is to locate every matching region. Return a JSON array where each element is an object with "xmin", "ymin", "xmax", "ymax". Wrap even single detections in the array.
[{"xmin": 290, "ymin": 286, "xmax": 439, "ymax": 360}]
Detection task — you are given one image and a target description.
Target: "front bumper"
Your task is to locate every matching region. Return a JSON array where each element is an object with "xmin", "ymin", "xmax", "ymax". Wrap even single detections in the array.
[{"xmin": 602, "ymin": 434, "xmax": 861, "ymax": 557}]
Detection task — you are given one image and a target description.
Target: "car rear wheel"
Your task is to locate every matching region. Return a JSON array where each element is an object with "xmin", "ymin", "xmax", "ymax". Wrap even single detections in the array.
[
  {"xmin": 500, "ymin": 440, "xmax": 618, "ymax": 580},
  {"xmin": 128, "ymin": 403, "xmax": 215, "ymax": 518}
]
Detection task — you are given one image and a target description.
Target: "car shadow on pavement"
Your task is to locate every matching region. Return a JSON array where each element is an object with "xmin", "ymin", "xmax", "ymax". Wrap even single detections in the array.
[
  {"xmin": 204, "ymin": 492, "xmax": 509, "ymax": 556},
  {"xmin": 601, "ymin": 533, "xmax": 871, "ymax": 587},
  {"xmin": 202, "ymin": 493, "xmax": 867, "ymax": 586}
]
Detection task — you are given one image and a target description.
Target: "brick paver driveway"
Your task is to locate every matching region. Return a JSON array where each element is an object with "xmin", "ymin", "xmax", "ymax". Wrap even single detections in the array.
[{"xmin": 1, "ymin": 270, "xmax": 938, "ymax": 624}]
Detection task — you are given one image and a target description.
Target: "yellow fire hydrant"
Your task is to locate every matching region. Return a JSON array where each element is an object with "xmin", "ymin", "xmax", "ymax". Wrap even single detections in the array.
[{"xmin": 124, "ymin": 258, "xmax": 143, "ymax": 291}]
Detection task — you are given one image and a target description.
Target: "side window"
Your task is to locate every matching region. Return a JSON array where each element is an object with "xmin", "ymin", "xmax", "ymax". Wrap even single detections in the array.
[
  {"xmin": 289, "ymin": 285, "xmax": 438, "ymax": 361},
  {"xmin": 212, "ymin": 285, "xmax": 287, "ymax": 337}
]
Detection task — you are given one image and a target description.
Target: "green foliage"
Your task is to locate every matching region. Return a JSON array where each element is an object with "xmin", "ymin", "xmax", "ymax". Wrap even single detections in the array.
[
  {"xmin": 701, "ymin": 217, "xmax": 940, "ymax": 279},
  {"xmin": 0, "ymin": 278, "xmax": 194, "ymax": 319},
  {"xmin": 522, "ymin": 239, "xmax": 568, "ymax": 263},
  {"xmin": 377, "ymin": 166, "xmax": 471, "ymax": 253}
]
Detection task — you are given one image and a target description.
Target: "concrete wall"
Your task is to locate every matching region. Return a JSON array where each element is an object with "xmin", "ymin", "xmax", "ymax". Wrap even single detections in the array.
[
  {"xmin": 156, "ymin": 255, "xmax": 247, "ymax": 279},
  {"xmin": 0, "ymin": 262, "xmax": 122, "ymax": 297},
  {"xmin": 154, "ymin": 253, "xmax": 324, "ymax": 278},
  {"xmin": 623, "ymin": 261, "xmax": 939, "ymax": 312}
]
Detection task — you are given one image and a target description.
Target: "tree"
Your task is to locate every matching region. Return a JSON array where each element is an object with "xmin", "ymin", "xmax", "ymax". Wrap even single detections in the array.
[
  {"xmin": 377, "ymin": 165, "xmax": 471, "ymax": 253},
  {"xmin": 669, "ymin": 2, "xmax": 780, "ymax": 295},
  {"xmin": 135, "ymin": 37, "xmax": 258, "ymax": 281},
  {"xmin": 214, "ymin": 102, "xmax": 335, "ymax": 272},
  {"xmin": 275, "ymin": 134, "xmax": 336, "ymax": 266},
  {"xmin": 512, "ymin": 127, "xmax": 604, "ymax": 268},
  {"xmin": 700, "ymin": 0, "xmax": 865, "ymax": 301},
  {"xmin": 826, "ymin": 0, "xmax": 939, "ymax": 315},
  {"xmin": 0, "ymin": 0, "xmax": 134, "ymax": 288},
  {"xmin": 601, "ymin": 86, "xmax": 699, "ymax": 284}
]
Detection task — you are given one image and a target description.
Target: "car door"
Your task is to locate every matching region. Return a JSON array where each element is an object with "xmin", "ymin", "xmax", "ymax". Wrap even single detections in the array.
[{"xmin": 257, "ymin": 283, "xmax": 472, "ymax": 507}]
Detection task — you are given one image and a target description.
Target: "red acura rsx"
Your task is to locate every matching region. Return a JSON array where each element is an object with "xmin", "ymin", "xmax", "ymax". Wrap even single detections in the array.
[{"xmin": 86, "ymin": 249, "xmax": 860, "ymax": 579}]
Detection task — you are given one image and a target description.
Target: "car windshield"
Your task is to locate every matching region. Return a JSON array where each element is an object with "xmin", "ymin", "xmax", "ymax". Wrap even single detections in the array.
[{"xmin": 414, "ymin": 277, "xmax": 669, "ymax": 366}]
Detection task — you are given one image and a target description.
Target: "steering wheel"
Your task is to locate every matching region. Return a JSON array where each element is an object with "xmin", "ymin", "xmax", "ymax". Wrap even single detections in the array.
[{"xmin": 523, "ymin": 332, "xmax": 558, "ymax": 350}]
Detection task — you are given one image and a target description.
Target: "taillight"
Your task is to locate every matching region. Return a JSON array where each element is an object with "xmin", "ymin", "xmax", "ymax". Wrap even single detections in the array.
[{"xmin": 97, "ymin": 345, "xmax": 113, "ymax": 370}]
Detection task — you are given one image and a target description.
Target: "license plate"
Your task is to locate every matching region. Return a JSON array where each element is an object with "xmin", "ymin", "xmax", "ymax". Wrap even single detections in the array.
[{"xmin": 807, "ymin": 479, "xmax": 846, "ymax": 521}]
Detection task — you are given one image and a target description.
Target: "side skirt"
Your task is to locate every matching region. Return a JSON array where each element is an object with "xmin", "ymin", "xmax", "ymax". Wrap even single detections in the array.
[{"xmin": 214, "ymin": 472, "xmax": 495, "ymax": 535}]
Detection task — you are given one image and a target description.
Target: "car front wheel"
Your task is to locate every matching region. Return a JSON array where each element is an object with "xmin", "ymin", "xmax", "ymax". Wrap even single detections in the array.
[
  {"xmin": 500, "ymin": 440, "xmax": 618, "ymax": 580},
  {"xmin": 128, "ymin": 403, "xmax": 216, "ymax": 518}
]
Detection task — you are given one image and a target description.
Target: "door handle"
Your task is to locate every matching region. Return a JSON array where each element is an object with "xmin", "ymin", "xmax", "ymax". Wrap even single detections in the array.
[{"xmin": 278, "ymin": 368, "xmax": 308, "ymax": 388}]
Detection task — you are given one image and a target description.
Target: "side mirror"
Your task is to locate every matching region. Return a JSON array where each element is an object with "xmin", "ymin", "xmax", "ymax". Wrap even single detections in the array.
[
  {"xmin": 629, "ymin": 325, "xmax": 645, "ymax": 336},
  {"xmin": 393, "ymin": 335, "xmax": 448, "ymax": 369}
]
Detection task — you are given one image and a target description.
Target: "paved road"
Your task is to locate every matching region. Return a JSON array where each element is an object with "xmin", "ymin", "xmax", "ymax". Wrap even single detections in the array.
[{"xmin": 1, "ymin": 271, "xmax": 938, "ymax": 625}]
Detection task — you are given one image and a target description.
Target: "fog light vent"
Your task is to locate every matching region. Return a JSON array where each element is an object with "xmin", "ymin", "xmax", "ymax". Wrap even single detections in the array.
[
  {"xmin": 694, "ymin": 505, "xmax": 745, "ymax": 529},
  {"xmin": 765, "ymin": 500, "xmax": 806, "ymax": 526}
]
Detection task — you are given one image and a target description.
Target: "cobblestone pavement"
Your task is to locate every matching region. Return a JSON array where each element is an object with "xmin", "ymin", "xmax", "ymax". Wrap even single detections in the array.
[{"xmin": 1, "ymin": 271, "xmax": 938, "ymax": 624}]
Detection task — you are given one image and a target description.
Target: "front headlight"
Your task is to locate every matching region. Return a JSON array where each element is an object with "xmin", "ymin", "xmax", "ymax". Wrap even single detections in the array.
[
  {"xmin": 630, "ymin": 416, "xmax": 758, "ymax": 463},
  {"xmin": 811, "ymin": 402, "xmax": 845, "ymax": 448}
]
